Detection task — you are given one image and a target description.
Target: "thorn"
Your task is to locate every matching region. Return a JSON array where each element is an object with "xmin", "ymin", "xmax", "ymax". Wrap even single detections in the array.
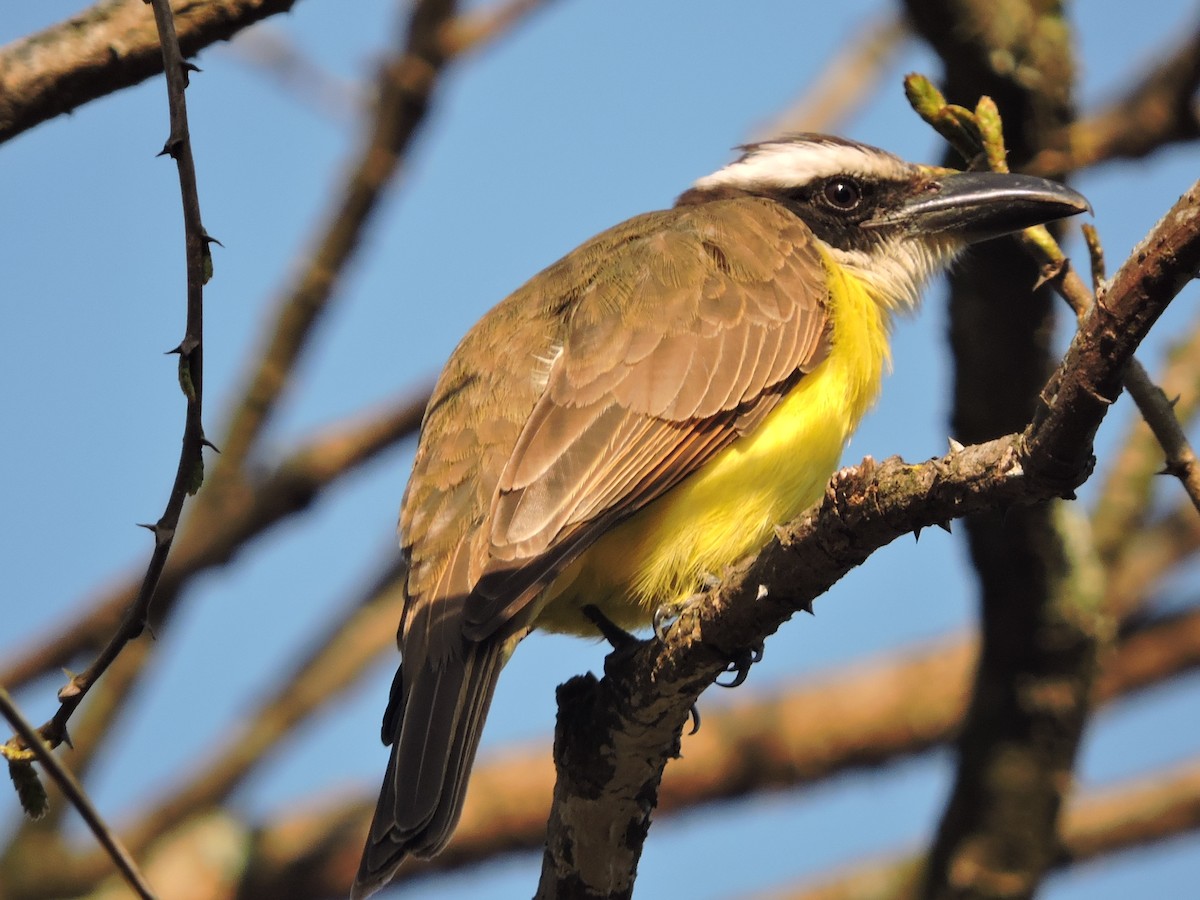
[
  {"xmin": 1169, "ymin": 394, "xmax": 1182, "ymax": 409},
  {"xmin": 913, "ymin": 525, "xmax": 923, "ymax": 543},
  {"xmin": 157, "ymin": 136, "xmax": 183, "ymax": 159},
  {"xmin": 936, "ymin": 520, "xmax": 953, "ymax": 534},
  {"xmin": 201, "ymin": 231, "xmax": 223, "ymax": 248},
  {"xmin": 201, "ymin": 436, "xmax": 221, "ymax": 453},
  {"xmin": 169, "ymin": 335, "xmax": 200, "ymax": 357},
  {"xmin": 686, "ymin": 704, "xmax": 701, "ymax": 736},
  {"xmin": 59, "ymin": 725, "xmax": 74, "ymax": 751},
  {"xmin": 798, "ymin": 598, "xmax": 815, "ymax": 616},
  {"xmin": 56, "ymin": 676, "xmax": 82, "ymax": 701},
  {"xmin": 755, "ymin": 584, "xmax": 768, "ymax": 601},
  {"xmin": 137, "ymin": 522, "xmax": 175, "ymax": 546},
  {"xmin": 182, "ymin": 62, "xmax": 201, "ymax": 74},
  {"xmin": 947, "ymin": 437, "xmax": 965, "ymax": 453}
]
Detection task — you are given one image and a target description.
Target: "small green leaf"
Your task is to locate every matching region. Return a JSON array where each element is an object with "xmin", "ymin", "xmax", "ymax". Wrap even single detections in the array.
[
  {"xmin": 178, "ymin": 356, "xmax": 196, "ymax": 401},
  {"xmin": 188, "ymin": 453, "xmax": 205, "ymax": 496},
  {"xmin": 7, "ymin": 760, "xmax": 48, "ymax": 820}
]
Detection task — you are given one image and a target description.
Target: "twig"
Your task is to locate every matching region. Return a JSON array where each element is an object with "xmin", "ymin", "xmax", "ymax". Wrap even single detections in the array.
[
  {"xmin": 907, "ymin": 73, "xmax": 1200, "ymax": 518},
  {"xmin": 0, "ymin": 688, "xmax": 157, "ymax": 900},
  {"xmin": 0, "ymin": 0, "xmax": 303, "ymax": 145},
  {"xmin": 10, "ymin": 0, "xmax": 213, "ymax": 757},
  {"xmin": 1092, "ymin": 318, "xmax": 1200, "ymax": 567}
]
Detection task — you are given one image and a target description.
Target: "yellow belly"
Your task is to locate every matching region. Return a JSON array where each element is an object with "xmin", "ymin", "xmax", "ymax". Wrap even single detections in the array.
[{"xmin": 535, "ymin": 258, "xmax": 891, "ymax": 634}]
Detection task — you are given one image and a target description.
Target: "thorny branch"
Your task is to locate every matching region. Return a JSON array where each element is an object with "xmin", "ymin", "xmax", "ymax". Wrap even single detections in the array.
[
  {"xmin": 906, "ymin": 74, "xmax": 1200, "ymax": 518},
  {"xmin": 3, "ymin": 0, "xmax": 214, "ymax": 765}
]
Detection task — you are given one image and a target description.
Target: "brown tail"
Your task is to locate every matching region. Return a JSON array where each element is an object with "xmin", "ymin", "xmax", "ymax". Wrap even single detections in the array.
[{"xmin": 352, "ymin": 639, "xmax": 506, "ymax": 899}]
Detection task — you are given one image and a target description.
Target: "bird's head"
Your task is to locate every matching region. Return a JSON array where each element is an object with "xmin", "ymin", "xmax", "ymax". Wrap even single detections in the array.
[{"xmin": 678, "ymin": 134, "xmax": 1091, "ymax": 311}]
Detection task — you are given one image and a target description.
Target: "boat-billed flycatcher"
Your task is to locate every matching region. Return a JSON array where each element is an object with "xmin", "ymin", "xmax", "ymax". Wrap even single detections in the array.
[{"xmin": 353, "ymin": 134, "xmax": 1089, "ymax": 897}]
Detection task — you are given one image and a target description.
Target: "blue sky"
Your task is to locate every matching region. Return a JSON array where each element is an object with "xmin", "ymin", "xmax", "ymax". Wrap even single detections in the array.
[{"xmin": 2, "ymin": 2, "xmax": 1199, "ymax": 898}]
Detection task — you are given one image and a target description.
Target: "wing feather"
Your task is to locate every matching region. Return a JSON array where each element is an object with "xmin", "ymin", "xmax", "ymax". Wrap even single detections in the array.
[{"xmin": 462, "ymin": 198, "xmax": 831, "ymax": 635}]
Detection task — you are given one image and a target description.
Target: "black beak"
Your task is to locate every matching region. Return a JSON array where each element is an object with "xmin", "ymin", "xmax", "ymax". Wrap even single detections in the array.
[{"xmin": 872, "ymin": 171, "xmax": 1092, "ymax": 243}]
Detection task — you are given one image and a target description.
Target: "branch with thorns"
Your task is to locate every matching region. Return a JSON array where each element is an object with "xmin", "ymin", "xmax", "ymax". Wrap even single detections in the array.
[{"xmin": 906, "ymin": 73, "xmax": 1200, "ymax": 517}]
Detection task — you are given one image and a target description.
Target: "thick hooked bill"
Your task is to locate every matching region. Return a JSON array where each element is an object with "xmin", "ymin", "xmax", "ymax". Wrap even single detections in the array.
[{"xmin": 870, "ymin": 171, "xmax": 1092, "ymax": 243}]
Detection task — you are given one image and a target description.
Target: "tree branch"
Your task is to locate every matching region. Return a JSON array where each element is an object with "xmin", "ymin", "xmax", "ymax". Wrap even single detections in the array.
[{"xmin": 0, "ymin": 0, "xmax": 302, "ymax": 145}]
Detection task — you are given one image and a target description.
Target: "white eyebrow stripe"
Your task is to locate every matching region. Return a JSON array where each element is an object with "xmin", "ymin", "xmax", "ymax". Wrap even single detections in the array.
[{"xmin": 693, "ymin": 141, "xmax": 911, "ymax": 192}]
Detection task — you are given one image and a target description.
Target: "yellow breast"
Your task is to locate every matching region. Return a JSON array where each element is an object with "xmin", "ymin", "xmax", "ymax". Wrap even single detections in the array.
[{"xmin": 537, "ymin": 255, "xmax": 893, "ymax": 633}]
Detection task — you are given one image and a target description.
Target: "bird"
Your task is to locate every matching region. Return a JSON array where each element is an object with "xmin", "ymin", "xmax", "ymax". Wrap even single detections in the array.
[{"xmin": 352, "ymin": 134, "xmax": 1089, "ymax": 897}]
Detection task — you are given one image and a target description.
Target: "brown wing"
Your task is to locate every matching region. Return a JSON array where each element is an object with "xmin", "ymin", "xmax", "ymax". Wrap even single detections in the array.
[{"xmin": 452, "ymin": 196, "xmax": 832, "ymax": 640}]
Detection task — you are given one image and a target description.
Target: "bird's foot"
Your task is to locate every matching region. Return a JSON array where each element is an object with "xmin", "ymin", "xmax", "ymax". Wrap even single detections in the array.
[{"xmin": 653, "ymin": 571, "xmax": 721, "ymax": 642}]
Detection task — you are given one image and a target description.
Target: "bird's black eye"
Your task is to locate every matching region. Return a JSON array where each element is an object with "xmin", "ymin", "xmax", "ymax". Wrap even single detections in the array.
[{"xmin": 821, "ymin": 177, "xmax": 863, "ymax": 211}]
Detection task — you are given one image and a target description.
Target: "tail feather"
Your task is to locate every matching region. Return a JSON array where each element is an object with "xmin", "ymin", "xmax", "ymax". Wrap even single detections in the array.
[{"xmin": 352, "ymin": 640, "xmax": 506, "ymax": 899}]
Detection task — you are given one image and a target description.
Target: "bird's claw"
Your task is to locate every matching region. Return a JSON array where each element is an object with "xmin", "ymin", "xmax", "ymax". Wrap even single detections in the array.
[
  {"xmin": 715, "ymin": 641, "xmax": 764, "ymax": 688},
  {"xmin": 652, "ymin": 604, "xmax": 677, "ymax": 642}
]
